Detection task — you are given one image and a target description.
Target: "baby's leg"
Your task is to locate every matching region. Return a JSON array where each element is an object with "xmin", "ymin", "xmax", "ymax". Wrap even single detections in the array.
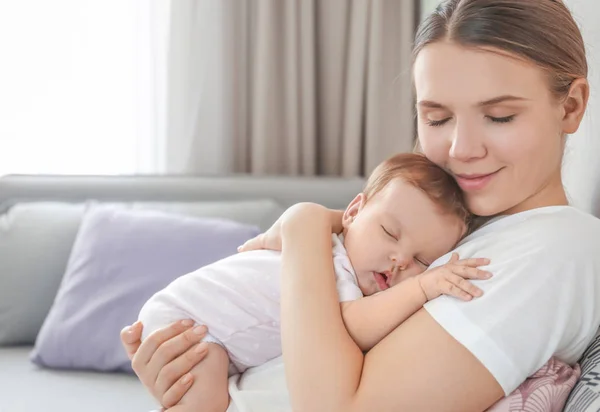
[{"xmin": 176, "ymin": 343, "xmax": 231, "ymax": 412}]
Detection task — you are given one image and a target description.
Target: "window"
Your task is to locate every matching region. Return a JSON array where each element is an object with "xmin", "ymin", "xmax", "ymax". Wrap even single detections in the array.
[{"xmin": 0, "ymin": 0, "xmax": 168, "ymax": 176}]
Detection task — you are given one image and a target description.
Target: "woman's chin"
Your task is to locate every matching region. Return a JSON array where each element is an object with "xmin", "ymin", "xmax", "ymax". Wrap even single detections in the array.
[{"xmin": 465, "ymin": 196, "xmax": 509, "ymax": 217}]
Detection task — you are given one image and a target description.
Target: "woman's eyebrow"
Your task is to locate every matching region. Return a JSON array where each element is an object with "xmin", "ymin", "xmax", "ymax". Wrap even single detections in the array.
[
  {"xmin": 417, "ymin": 95, "xmax": 530, "ymax": 110},
  {"xmin": 477, "ymin": 95, "xmax": 529, "ymax": 107},
  {"xmin": 417, "ymin": 100, "xmax": 445, "ymax": 109}
]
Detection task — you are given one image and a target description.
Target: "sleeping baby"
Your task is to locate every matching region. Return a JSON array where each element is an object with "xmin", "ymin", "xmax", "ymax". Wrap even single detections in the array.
[{"xmin": 137, "ymin": 152, "xmax": 491, "ymax": 411}]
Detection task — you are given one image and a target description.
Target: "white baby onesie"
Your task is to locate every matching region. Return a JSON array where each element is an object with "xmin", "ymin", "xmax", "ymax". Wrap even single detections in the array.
[{"xmin": 138, "ymin": 234, "xmax": 363, "ymax": 373}]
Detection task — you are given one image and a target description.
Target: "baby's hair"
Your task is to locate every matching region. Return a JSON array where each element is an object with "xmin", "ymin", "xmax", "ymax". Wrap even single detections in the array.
[{"xmin": 363, "ymin": 153, "xmax": 471, "ymax": 229}]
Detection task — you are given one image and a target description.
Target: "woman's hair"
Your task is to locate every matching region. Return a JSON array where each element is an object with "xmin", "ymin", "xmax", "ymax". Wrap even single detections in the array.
[
  {"xmin": 414, "ymin": 0, "xmax": 587, "ymax": 100},
  {"xmin": 364, "ymin": 153, "xmax": 471, "ymax": 227}
]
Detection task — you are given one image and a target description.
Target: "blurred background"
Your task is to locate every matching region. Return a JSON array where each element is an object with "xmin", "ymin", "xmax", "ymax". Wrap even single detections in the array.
[{"xmin": 0, "ymin": 0, "xmax": 597, "ymax": 183}]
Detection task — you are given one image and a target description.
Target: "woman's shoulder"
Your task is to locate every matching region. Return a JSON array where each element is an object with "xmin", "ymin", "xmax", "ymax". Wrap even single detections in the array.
[
  {"xmin": 425, "ymin": 206, "xmax": 600, "ymax": 395},
  {"xmin": 468, "ymin": 206, "xmax": 600, "ymax": 243},
  {"xmin": 458, "ymin": 206, "xmax": 600, "ymax": 264}
]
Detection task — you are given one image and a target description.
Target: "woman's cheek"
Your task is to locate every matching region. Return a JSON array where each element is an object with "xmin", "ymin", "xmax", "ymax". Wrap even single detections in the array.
[{"xmin": 418, "ymin": 136, "xmax": 448, "ymax": 165}]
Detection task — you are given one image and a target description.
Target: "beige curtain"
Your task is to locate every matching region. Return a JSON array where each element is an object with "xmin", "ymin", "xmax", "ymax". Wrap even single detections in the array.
[{"xmin": 166, "ymin": 0, "xmax": 417, "ymax": 177}]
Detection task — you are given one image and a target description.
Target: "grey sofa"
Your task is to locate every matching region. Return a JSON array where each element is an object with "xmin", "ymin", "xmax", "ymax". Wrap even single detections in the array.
[
  {"xmin": 0, "ymin": 174, "xmax": 365, "ymax": 412},
  {"xmin": 3, "ymin": 173, "xmax": 600, "ymax": 412}
]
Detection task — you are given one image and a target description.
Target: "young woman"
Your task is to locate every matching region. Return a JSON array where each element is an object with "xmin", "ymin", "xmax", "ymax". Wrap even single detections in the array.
[{"xmin": 121, "ymin": 0, "xmax": 600, "ymax": 410}]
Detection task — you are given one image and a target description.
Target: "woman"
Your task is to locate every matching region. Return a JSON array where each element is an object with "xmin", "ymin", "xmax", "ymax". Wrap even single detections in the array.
[{"xmin": 121, "ymin": 0, "xmax": 600, "ymax": 410}]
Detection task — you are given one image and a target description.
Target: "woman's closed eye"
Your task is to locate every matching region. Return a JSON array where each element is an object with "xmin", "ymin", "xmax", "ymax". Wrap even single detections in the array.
[
  {"xmin": 425, "ymin": 114, "xmax": 516, "ymax": 127},
  {"xmin": 486, "ymin": 114, "xmax": 515, "ymax": 124},
  {"xmin": 426, "ymin": 117, "xmax": 451, "ymax": 127}
]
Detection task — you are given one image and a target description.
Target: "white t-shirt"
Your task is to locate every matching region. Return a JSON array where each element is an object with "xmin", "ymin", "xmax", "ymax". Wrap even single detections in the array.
[{"xmin": 424, "ymin": 206, "xmax": 600, "ymax": 395}]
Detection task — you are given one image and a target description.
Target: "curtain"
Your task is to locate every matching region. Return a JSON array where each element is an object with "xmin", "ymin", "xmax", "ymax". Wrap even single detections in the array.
[{"xmin": 165, "ymin": 0, "xmax": 418, "ymax": 177}]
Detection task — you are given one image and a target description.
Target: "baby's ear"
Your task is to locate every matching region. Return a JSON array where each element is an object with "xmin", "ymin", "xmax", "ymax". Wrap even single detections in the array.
[{"xmin": 342, "ymin": 193, "xmax": 365, "ymax": 229}]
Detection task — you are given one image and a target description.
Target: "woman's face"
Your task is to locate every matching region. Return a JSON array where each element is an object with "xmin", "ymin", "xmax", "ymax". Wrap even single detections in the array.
[{"xmin": 414, "ymin": 42, "xmax": 578, "ymax": 216}]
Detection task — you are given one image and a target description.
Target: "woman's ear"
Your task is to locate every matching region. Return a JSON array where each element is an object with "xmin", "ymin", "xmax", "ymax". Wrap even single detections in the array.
[
  {"xmin": 562, "ymin": 78, "xmax": 589, "ymax": 134},
  {"xmin": 342, "ymin": 193, "xmax": 366, "ymax": 230}
]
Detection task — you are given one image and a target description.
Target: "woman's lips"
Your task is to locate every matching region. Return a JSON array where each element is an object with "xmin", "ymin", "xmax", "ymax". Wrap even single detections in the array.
[{"xmin": 454, "ymin": 170, "xmax": 500, "ymax": 191}]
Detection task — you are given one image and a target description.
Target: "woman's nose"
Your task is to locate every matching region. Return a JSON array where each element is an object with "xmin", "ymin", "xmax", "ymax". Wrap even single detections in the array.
[{"xmin": 449, "ymin": 121, "xmax": 486, "ymax": 161}]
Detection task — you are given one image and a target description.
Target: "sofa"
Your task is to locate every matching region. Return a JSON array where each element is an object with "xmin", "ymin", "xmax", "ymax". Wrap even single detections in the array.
[
  {"xmin": 0, "ymin": 174, "xmax": 364, "ymax": 412},
  {"xmin": 2, "ymin": 173, "xmax": 600, "ymax": 412}
]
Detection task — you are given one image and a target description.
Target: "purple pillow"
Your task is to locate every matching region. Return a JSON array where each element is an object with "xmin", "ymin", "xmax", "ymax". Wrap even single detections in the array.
[{"xmin": 30, "ymin": 205, "xmax": 260, "ymax": 372}]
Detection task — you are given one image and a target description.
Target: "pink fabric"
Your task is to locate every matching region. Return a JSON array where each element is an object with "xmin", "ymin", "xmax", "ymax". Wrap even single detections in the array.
[{"xmin": 487, "ymin": 358, "xmax": 581, "ymax": 412}]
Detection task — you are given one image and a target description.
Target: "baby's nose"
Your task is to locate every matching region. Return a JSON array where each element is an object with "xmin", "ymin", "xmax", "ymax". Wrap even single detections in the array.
[{"xmin": 390, "ymin": 255, "xmax": 411, "ymax": 271}]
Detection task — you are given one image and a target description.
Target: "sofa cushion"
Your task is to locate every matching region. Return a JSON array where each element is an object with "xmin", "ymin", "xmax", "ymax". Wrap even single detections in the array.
[
  {"xmin": 0, "ymin": 346, "xmax": 158, "ymax": 411},
  {"xmin": 0, "ymin": 200, "xmax": 283, "ymax": 346},
  {"xmin": 30, "ymin": 204, "xmax": 261, "ymax": 372},
  {"xmin": 564, "ymin": 329, "xmax": 600, "ymax": 411},
  {"xmin": 0, "ymin": 202, "xmax": 83, "ymax": 346}
]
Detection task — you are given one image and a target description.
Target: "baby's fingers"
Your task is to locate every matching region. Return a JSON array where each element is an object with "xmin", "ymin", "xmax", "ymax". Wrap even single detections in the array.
[
  {"xmin": 440, "ymin": 280, "xmax": 475, "ymax": 301},
  {"xmin": 449, "ymin": 252, "xmax": 460, "ymax": 263},
  {"xmin": 238, "ymin": 233, "xmax": 266, "ymax": 252},
  {"xmin": 450, "ymin": 264, "xmax": 492, "ymax": 280},
  {"xmin": 446, "ymin": 275, "xmax": 484, "ymax": 300},
  {"xmin": 457, "ymin": 257, "xmax": 491, "ymax": 268}
]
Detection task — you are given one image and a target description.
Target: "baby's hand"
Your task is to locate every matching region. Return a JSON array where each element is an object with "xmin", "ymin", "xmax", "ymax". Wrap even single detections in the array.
[{"xmin": 417, "ymin": 253, "xmax": 491, "ymax": 301}]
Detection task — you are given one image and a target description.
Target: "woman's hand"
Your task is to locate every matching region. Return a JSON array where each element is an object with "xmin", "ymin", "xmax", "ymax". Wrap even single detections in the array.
[
  {"xmin": 238, "ymin": 202, "xmax": 343, "ymax": 253},
  {"xmin": 120, "ymin": 320, "xmax": 210, "ymax": 408}
]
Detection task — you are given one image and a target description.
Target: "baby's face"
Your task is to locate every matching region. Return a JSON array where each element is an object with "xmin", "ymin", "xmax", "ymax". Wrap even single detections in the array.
[{"xmin": 342, "ymin": 178, "xmax": 465, "ymax": 296}]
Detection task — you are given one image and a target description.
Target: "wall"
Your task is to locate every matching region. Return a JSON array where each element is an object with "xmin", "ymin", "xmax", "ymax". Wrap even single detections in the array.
[
  {"xmin": 420, "ymin": 0, "xmax": 440, "ymax": 20},
  {"xmin": 562, "ymin": 0, "xmax": 600, "ymax": 216}
]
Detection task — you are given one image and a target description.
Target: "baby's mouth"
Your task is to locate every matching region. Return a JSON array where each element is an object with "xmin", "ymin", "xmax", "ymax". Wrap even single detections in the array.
[{"xmin": 373, "ymin": 272, "xmax": 390, "ymax": 291}]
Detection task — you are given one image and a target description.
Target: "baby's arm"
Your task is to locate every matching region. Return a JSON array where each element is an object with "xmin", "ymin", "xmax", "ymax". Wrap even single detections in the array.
[
  {"xmin": 340, "ymin": 277, "xmax": 427, "ymax": 352},
  {"xmin": 341, "ymin": 254, "xmax": 491, "ymax": 352}
]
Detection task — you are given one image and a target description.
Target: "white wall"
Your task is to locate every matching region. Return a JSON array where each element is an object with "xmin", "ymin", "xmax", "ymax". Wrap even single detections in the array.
[
  {"xmin": 562, "ymin": 0, "xmax": 600, "ymax": 216},
  {"xmin": 420, "ymin": 0, "xmax": 440, "ymax": 20}
]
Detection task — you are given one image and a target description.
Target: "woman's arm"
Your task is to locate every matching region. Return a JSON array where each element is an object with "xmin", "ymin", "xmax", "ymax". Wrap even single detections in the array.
[{"xmin": 279, "ymin": 204, "xmax": 504, "ymax": 411}]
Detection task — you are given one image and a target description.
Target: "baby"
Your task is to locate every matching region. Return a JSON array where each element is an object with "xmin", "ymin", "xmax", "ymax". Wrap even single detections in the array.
[{"xmin": 137, "ymin": 153, "xmax": 490, "ymax": 411}]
